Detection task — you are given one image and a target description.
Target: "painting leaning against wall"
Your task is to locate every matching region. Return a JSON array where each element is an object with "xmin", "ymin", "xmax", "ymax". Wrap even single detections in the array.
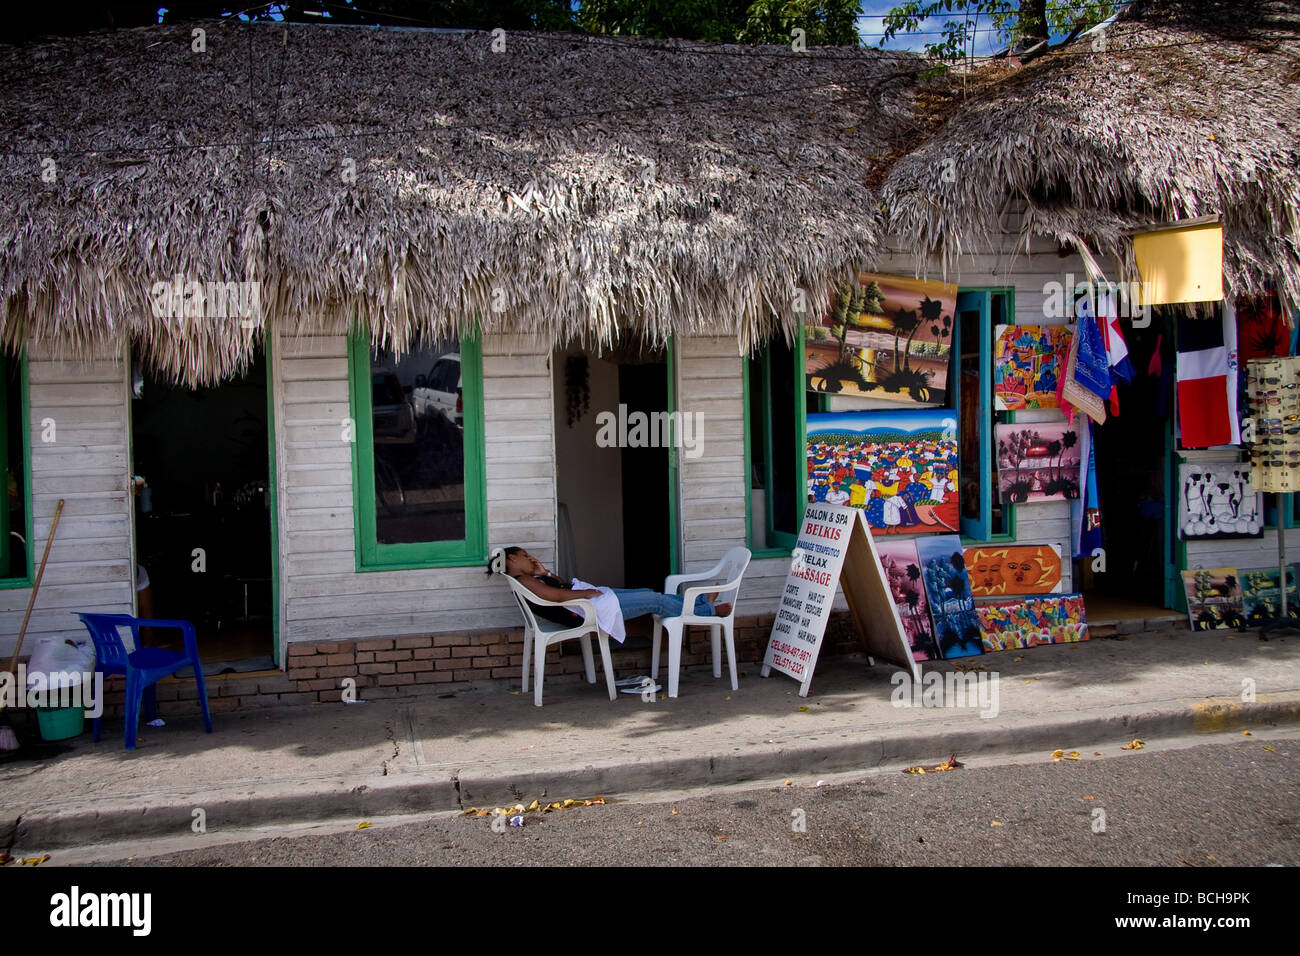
[
  {"xmin": 805, "ymin": 273, "xmax": 957, "ymax": 406},
  {"xmin": 875, "ymin": 537, "xmax": 941, "ymax": 662},
  {"xmin": 914, "ymin": 534, "xmax": 984, "ymax": 659}
]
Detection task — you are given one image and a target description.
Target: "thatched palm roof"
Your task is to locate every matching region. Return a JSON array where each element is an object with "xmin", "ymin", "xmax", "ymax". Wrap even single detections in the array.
[
  {"xmin": 0, "ymin": 24, "xmax": 924, "ymax": 384},
  {"xmin": 882, "ymin": 0, "xmax": 1300, "ymax": 316}
]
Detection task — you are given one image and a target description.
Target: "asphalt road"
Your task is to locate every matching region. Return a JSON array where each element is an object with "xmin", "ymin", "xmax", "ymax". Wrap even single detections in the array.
[{"xmin": 83, "ymin": 732, "xmax": 1300, "ymax": 867}]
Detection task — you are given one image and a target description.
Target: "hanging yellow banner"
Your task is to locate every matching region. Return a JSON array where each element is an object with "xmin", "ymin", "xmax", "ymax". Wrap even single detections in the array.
[{"xmin": 1133, "ymin": 222, "xmax": 1223, "ymax": 304}]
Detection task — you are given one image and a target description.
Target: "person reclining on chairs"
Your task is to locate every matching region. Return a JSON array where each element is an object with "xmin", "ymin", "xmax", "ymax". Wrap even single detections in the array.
[{"xmin": 491, "ymin": 547, "xmax": 732, "ymax": 634}]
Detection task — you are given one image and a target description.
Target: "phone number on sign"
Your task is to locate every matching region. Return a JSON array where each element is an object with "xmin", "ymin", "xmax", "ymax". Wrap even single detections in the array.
[
  {"xmin": 770, "ymin": 640, "xmax": 812, "ymax": 663},
  {"xmin": 770, "ymin": 655, "xmax": 805, "ymax": 675}
]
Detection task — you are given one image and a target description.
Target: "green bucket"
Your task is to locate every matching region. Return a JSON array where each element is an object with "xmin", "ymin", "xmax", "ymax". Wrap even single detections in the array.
[{"xmin": 36, "ymin": 705, "xmax": 85, "ymax": 741}]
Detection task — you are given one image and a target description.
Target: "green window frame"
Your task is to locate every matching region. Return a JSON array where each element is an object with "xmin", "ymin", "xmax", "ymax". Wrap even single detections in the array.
[
  {"xmin": 0, "ymin": 351, "xmax": 33, "ymax": 588},
  {"xmin": 743, "ymin": 325, "xmax": 805, "ymax": 556},
  {"xmin": 347, "ymin": 331, "xmax": 487, "ymax": 570},
  {"xmin": 954, "ymin": 287, "xmax": 1016, "ymax": 544}
]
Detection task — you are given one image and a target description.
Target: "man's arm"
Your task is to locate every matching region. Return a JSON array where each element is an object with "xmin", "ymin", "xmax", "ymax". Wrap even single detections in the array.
[{"xmin": 514, "ymin": 575, "xmax": 601, "ymax": 603}]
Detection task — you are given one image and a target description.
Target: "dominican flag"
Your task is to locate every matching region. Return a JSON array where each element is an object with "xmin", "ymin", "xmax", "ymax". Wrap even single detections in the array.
[
  {"xmin": 1099, "ymin": 290, "xmax": 1136, "ymax": 384},
  {"xmin": 1176, "ymin": 312, "xmax": 1239, "ymax": 448},
  {"xmin": 1096, "ymin": 289, "xmax": 1136, "ymax": 415}
]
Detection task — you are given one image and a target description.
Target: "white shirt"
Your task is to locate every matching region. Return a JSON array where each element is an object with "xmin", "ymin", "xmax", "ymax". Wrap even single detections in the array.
[
  {"xmin": 826, "ymin": 489, "xmax": 850, "ymax": 506},
  {"xmin": 571, "ymin": 577, "xmax": 627, "ymax": 643}
]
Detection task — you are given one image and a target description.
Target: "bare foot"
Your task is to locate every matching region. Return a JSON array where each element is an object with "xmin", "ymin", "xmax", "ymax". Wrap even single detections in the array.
[{"xmin": 714, "ymin": 602, "xmax": 733, "ymax": 617}]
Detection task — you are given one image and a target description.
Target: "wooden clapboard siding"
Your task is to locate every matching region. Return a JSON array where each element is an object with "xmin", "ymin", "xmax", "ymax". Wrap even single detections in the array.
[
  {"xmin": 675, "ymin": 335, "xmax": 746, "ymax": 576},
  {"xmin": 274, "ymin": 330, "xmax": 555, "ymax": 647},
  {"xmin": 1185, "ymin": 528, "xmax": 1300, "ymax": 577},
  {"xmin": 0, "ymin": 346, "xmax": 134, "ymax": 657}
]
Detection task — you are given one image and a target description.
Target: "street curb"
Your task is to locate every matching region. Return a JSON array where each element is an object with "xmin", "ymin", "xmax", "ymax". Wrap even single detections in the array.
[{"xmin": 15, "ymin": 695, "xmax": 1300, "ymax": 851}]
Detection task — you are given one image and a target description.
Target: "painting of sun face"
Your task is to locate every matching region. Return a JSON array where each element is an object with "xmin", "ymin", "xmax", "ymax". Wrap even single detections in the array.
[{"xmin": 964, "ymin": 544, "xmax": 1064, "ymax": 597}]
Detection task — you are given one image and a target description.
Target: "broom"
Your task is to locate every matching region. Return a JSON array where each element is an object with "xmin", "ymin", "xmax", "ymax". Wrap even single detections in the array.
[{"xmin": 0, "ymin": 498, "xmax": 65, "ymax": 752}]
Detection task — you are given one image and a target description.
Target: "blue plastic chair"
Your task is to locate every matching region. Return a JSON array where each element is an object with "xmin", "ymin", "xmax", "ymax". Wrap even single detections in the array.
[{"xmin": 75, "ymin": 613, "xmax": 213, "ymax": 750}]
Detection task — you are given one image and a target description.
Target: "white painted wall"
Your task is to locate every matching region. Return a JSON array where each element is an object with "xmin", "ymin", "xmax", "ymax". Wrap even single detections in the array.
[
  {"xmin": 273, "ymin": 330, "xmax": 555, "ymax": 646},
  {"xmin": 0, "ymin": 345, "xmax": 134, "ymax": 658}
]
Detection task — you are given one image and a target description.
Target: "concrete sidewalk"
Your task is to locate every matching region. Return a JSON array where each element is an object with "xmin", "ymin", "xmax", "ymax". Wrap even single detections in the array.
[{"xmin": 4, "ymin": 626, "xmax": 1300, "ymax": 852}]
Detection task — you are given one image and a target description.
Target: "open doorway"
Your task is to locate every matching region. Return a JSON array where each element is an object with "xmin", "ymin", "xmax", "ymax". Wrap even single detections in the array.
[
  {"xmin": 552, "ymin": 341, "xmax": 674, "ymax": 613},
  {"xmin": 130, "ymin": 348, "xmax": 274, "ymax": 670},
  {"xmin": 1080, "ymin": 316, "xmax": 1174, "ymax": 615}
]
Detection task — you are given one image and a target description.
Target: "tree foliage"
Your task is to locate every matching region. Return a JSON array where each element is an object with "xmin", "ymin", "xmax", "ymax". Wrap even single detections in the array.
[{"xmin": 879, "ymin": 0, "xmax": 1122, "ymax": 62}]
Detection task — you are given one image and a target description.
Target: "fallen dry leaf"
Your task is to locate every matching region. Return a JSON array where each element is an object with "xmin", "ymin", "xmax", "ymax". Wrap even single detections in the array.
[
  {"xmin": 1051, "ymin": 749, "xmax": 1065, "ymax": 762},
  {"xmin": 1064, "ymin": 751, "xmax": 1081, "ymax": 761},
  {"xmin": 1083, "ymin": 795, "xmax": 1095, "ymax": 800},
  {"xmin": 1263, "ymin": 745, "xmax": 1276, "ymax": 753},
  {"xmin": 1122, "ymin": 739, "xmax": 1145, "ymax": 751},
  {"xmin": 356, "ymin": 821, "xmax": 372, "ymax": 830},
  {"xmin": 671, "ymin": 808, "xmax": 678, "ymax": 815},
  {"xmin": 904, "ymin": 754, "xmax": 963, "ymax": 774},
  {"xmin": 1242, "ymin": 731, "xmax": 1252, "ymax": 737},
  {"xmin": 20, "ymin": 855, "xmax": 50, "ymax": 866},
  {"xmin": 784, "ymin": 780, "xmax": 793, "ymax": 786},
  {"xmin": 798, "ymin": 705, "xmax": 811, "ymax": 712},
  {"xmin": 991, "ymin": 821, "xmax": 1004, "ymax": 827}
]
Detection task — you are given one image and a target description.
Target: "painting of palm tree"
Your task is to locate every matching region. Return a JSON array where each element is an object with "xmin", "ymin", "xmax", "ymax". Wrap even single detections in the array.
[
  {"xmin": 995, "ymin": 422, "xmax": 1081, "ymax": 502},
  {"xmin": 805, "ymin": 274, "xmax": 956, "ymax": 406}
]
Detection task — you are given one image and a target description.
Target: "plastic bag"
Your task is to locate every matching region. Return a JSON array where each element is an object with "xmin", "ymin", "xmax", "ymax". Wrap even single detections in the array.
[{"xmin": 25, "ymin": 636, "xmax": 96, "ymax": 689}]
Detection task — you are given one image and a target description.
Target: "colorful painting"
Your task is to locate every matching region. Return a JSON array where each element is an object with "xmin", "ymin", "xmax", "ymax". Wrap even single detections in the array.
[
  {"xmin": 1240, "ymin": 567, "xmax": 1299, "ymax": 625},
  {"xmin": 1181, "ymin": 568, "xmax": 1245, "ymax": 631},
  {"xmin": 975, "ymin": 594, "xmax": 1089, "ymax": 651},
  {"xmin": 914, "ymin": 534, "xmax": 983, "ymax": 659},
  {"xmin": 875, "ymin": 538, "xmax": 941, "ymax": 662},
  {"xmin": 993, "ymin": 324, "xmax": 1071, "ymax": 410},
  {"xmin": 1177, "ymin": 462, "xmax": 1262, "ymax": 539},
  {"xmin": 964, "ymin": 544, "xmax": 1064, "ymax": 597},
  {"xmin": 805, "ymin": 273, "xmax": 957, "ymax": 407},
  {"xmin": 807, "ymin": 410, "xmax": 959, "ymax": 537},
  {"xmin": 995, "ymin": 422, "xmax": 1082, "ymax": 503}
]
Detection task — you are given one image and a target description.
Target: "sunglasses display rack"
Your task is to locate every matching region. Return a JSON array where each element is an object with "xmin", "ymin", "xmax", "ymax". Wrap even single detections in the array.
[{"xmin": 1245, "ymin": 357, "xmax": 1300, "ymax": 636}]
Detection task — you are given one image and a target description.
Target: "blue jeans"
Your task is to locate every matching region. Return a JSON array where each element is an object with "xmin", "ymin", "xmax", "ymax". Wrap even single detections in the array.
[{"xmin": 611, "ymin": 588, "xmax": 716, "ymax": 621}]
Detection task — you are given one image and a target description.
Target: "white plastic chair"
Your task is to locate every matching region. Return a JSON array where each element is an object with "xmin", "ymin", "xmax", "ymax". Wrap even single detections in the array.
[
  {"xmin": 501, "ymin": 574, "xmax": 617, "ymax": 707},
  {"xmin": 651, "ymin": 546, "xmax": 752, "ymax": 698}
]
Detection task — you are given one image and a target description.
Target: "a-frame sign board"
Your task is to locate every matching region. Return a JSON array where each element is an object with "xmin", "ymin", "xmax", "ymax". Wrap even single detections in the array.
[{"xmin": 761, "ymin": 503, "xmax": 921, "ymax": 696}]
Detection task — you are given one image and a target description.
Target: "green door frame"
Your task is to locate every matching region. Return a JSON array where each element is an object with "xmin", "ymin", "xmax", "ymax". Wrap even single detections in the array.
[
  {"xmin": 0, "ymin": 351, "xmax": 34, "ymax": 589},
  {"xmin": 741, "ymin": 324, "xmax": 804, "ymax": 557},
  {"xmin": 953, "ymin": 287, "xmax": 1016, "ymax": 545},
  {"xmin": 265, "ymin": 337, "xmax": 281, "ymax": 664},
  {"xmin": 666, "ymin": 337, "xmax": 680, "ymax": 576}
]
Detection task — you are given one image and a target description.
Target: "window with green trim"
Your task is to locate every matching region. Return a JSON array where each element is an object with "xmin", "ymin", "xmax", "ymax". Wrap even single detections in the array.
[
  {"xmin": 744, "ymin": 334, "xmax": 802, "ymax": 554},
  {"xmin": 348, "ymin": 333, "xmax": 486, "ymax": 570},
  {"xmin": 954, "ymin": 288, "xmax": 1014, "ymax": 541},
  {"xmin": 0, "ymin": 354, "xmax": 30, "ymax": 582}
]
